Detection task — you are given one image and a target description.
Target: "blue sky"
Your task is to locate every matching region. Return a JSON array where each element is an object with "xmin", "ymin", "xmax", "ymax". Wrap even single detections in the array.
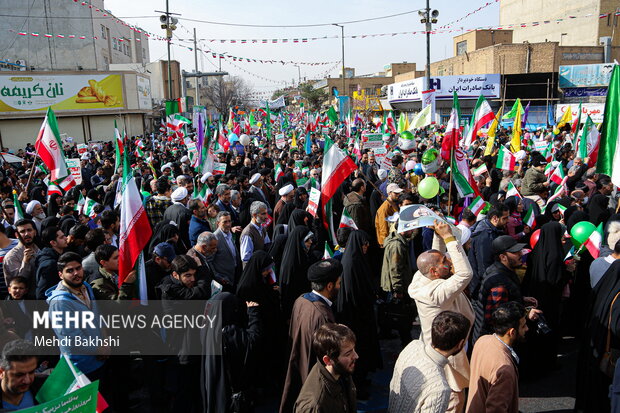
[{"xmin": 105, "ymin": 0, "xmax": 501, "ymax": 95}]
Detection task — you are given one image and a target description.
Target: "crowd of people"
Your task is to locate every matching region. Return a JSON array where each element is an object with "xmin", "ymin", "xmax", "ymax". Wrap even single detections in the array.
[{"xmin": 0, "ymin": 115, "xmax": 616, "ymax": 413}]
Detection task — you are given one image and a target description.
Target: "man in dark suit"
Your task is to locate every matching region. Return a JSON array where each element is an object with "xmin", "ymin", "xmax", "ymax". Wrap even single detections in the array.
[{"xmin": 212, "ymin": 211, "xmax": 242, "ymax": 287}]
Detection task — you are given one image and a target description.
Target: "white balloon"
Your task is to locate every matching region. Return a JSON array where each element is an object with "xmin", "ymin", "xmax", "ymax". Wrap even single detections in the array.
[{"xmin": 239, "ymin": 134, "xmax": 251, "ymax": 146}]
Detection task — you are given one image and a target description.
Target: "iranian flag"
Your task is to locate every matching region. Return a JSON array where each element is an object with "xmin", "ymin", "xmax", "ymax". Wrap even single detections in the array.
[
  {"xmin": 583, "ymin": 222, "xmax": 604, "ymax": 258},
  {"xmin": 469, "ymin": 196, "xmax": 487, "ymax": 215},
  {"xmin": 463, "ymin": 95, "xmax": 494, "ymax": 148},
  {"xmin": 524, "ymin": 205, "xmax": 536, "ymax": 228},
  {"xmin": 339, "ymin": 208, "xmax": 359, "ymax": 229},
  {"xmin": 113, "ymin": 120, "xmax": 123, "ymax": 172},
  {"xmin": 472, "ymin": 163, "xmax": 488, "ymax": 177},
  {"xmin": 12, "ymin": 190, "xmax": 24, "ymax": 222},
  {"xmin": 274, "ymin": 163, "xmax": 284, "ymax": 182},
  {"xmin": 321, "ymin": 138, "xmax": 357, "ymax": 237},
  {"xmin": 386, "ymin": 110, "xmax": 397, "ymax": 134},
  {"xmin": 47, "ymin": 182, "xmax": 63, "ymax": 198},
  {"xmin": 571, "ymin": 102, "xmax": 582, "ymax": 134},
  {"xmin": 506, "ymin": 181, "xmax": 522, "ymax": 198},
  {"xmin": 118, "ymin": 149, "xmax": 152, "ymax": 297},
  {"xmin": 323, "ymin": 241, "xmax": 335, "ymax": 260},
  {"xmin": 441, "ymin": 92, "xmax": 461, "ymax": 161},
  {"xmin": 35, "ymin": 108, "xmax": 70, "ymax": 182},
  {"xmin": 596, "ymin": 65, "xmax": 620, "ymax": 186},
  {"xmin": 550, "ymin": 164, "xmax": 566, "ymax": 185},
  {"xmin": 579, "ymin": 115, "xmax": 600, "ymax": 168},
  {"xmin": 36, "ymin": 354, "xmax": 108, "ymax": 412},
  {"xmin": 496, "ymin": 146, "xmax": 516, "ymax": 171},
  {"xmin": 544, "ymin": 163, "xmax": 554, "ymax": 177},
  {"xmin": 80, "ymin": 197, "xmax": 99, "ymax": 219},
  {"xmin": 166, "ymin": 114, "xmax": 190, "ymax": 132},
  {"xmin": 452, "ymin": 148, "xmax": 477, "ymax": 197}
]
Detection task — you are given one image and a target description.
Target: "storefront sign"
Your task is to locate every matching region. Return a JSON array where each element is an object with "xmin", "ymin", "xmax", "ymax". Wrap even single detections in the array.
[
  {"xmin": 387, "ymin": 74, "xmax": 500, "ymax": 103},
  {"xmin": 556, "ymin": 103, "xmax": 604, "ymax": 124},
  {"xmin": 559, "ymin": 63, "xmax": 615, "ymax": 88}
]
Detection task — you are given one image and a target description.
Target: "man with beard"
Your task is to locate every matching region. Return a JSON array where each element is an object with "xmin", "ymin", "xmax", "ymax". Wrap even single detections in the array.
[
  {"xmin": 240, "ymin": 201, "xmax": 270, "ymax": 268},
  {"xmin": 188, "ymin": 199, "xmax": 210, "ymax": 247},
  {"xmin": 3, "ymin": 219, "xmax": 39, "ymax": 295},
  {"xmin": 25, "ymin": 201, "xmax": 45, "ymax": 232},
  {"xmin": 187, "ymin": 231, "xmax": 226, "ymax": 289},
  {"xmin": 294, "ymin": 323, "xmax": 358, "ymax": 412},
  {"xmin": 472, "ymin": 236, "xmax": 542, "ymax": 342},
  {"xmin": 35, "ymin": 226, "xmax": 68, "ymax": 299},
  {"xmin": 273, "ymin": 184, "xmax": 294, "ymax": 225},
  {"xmin": 214, "ymin": 184, "xmax": 239, "ymax": 227},
  {"xmin": 467, "ymin": 204, "xmax": 510, "ymax": 298},
  {"xmin": 0, "ymin": 340, "xmax": 44, "ymax": 410},
  {"xmin": 467, "ymin": 302, "xmax": 528, "ymax": 413},
  {"xmin": 46, "ymin": 252, "xmax": 107, "ymax": 377},
  {"xmin": 281, "ymin": 259, "xmax": 342, "ymax": 413}
]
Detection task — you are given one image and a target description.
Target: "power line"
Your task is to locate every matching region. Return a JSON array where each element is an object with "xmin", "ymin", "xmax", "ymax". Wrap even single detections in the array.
[
  {"xmin": 0, "ymin": 14, "xmax": 156, "ymax": 19},
  {"xmin": 177, "ymin": 9, "xmax": 423, "ymax": 28}
]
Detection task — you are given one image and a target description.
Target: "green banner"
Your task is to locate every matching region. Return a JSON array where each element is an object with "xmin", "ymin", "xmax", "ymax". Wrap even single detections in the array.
[{"xmin": 27, "ymin": 381, "xmax": 99, "ymax": 413}]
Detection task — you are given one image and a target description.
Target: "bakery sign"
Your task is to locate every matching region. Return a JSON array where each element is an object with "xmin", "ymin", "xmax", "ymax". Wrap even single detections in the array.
[{"xmin": 0, "ymin": 73, "xmax": 124, "ymax": 112}]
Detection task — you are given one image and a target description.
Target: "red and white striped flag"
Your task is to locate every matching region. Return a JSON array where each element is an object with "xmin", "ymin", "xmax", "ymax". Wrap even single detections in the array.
[
  {"xmin": 35, "ymin": 108, "xmax": 70, "ymax": 182},
  {"xmin": 118, "ymin": 150, "xmax": 152, "ymax": 299},
  {"xmin": 583, "ymin": 222, "xmax": 603, "ymax": 258},
  {"xmin": 550, "ymin": 165, "xmax": 566, "ymax": 185},
  {"xmin": 524, "ymin": 204, "xmax": 536, "ymax": 228}
]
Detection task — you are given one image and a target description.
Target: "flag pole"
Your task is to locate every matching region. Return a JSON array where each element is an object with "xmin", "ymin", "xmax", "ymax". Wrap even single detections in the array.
[{"xmin": 447, "ymin": 147, "xmax": 454, "ymax": 214}]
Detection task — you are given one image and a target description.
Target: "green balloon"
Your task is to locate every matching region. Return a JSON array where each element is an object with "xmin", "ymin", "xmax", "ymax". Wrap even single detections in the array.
[
  {"xmin": 400, "ymin": 130, "xmax": 414, "ymax": 140},
  {"xmin": 570, "ymin": 221, "xmax": 596, "ymax": 246},
  {"xmin": 418, "ymin": 176, "xmax": 440, "ymax": 199},
  {"xmin": 422, "ymin": 148, "xmax": 439, "ymax": 165}
]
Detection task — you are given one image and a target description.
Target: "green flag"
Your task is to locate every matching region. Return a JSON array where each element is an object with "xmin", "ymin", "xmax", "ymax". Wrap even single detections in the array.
[
  {"xmin": 12, "ymin": 190, "xmax": 24, "ymax": 222},
  {"xmin": 596, "ymin": 64, "xmax": 620, "ymax": 185},
  {"xmin": 326, "ymin": 106, "xmax": 338, "ymax": 125}
]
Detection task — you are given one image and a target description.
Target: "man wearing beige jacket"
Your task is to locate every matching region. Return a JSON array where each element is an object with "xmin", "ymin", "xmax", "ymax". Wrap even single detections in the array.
[{"xmin": 408, "ymin": 220, "xmax": 474, "ymax": 413}]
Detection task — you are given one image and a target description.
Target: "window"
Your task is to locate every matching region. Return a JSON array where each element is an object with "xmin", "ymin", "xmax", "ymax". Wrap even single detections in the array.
[
  {"xmin": 113, "ymin": 38, "xmax": 117, "ymax": 50},
  {"xmin": 103, "ymin": 56, "xmax": 108, "ymax": 68},
  {"xmin": 101, "ymin": 25, "xmax": 106, "ymax": 39},
  {"xmin": 456, "ymin": 40, "xmax": 467, "ymax": 56}
]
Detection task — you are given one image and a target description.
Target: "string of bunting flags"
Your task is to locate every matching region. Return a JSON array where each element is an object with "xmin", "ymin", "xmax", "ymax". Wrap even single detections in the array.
[
  {"xmin": 438, "ymin": 0, "xmax": 500, "ymax": 29},
  {"xmin": 18, "ymin": 5, "xmax": 620, "ymax": 49}
]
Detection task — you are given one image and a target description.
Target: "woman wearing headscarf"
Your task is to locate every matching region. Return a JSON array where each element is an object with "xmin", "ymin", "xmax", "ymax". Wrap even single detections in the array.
[
  {"xmin": 589, "ymin": 193, "xmax": 612, "ymax": 226},
  {"xmin": 236, "ymin": 251, "xmax": 287, "ymax": 393},
  {"xmin": 575, "ymin": 260, "xmax": 620, "ymax": 412},
  {"xmin": 279, "ymin": 225, "xmax": 316, "ymax": 318},
  {"xmin": 47, "ymin": 193, "xmax": 63, "ymax": 217},
  {"xmin": 522, "ymin": 221, "xmax": 571, "ymax": 371},
  {"xmin": 148, "ymin": 222, "xmax": 182, "ymax": 256},
  {"xmin": 335, "ymin": 230, "xmax": 381, "ymax": 397},
  {"xmin": 202, "ymin": 292, "xmax": 261, "ymax": 413},
  {"xmin": 293, "ymin": 187, "xmax": 308, "ymax": 210},
  {"xmin": 287, "ymin": 209, "xmax": 312, "ymax": 233},
  {"xmin": 504, "ymin": 196, "xmax": 529, "ymax": 241}
]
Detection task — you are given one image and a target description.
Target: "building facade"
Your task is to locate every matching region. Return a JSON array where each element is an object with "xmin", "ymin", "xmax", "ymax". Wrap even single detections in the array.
[{"xmin": 0, "ymin": 0, "xmax": 150, "ymax": 71}]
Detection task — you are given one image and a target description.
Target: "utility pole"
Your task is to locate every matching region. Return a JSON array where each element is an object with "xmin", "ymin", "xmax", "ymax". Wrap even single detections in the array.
[
  {"xmin": 420, "ymin": 2, "xmax": 438, "ymax": 90},
  {"xmin": 193, "ymin": 27, "xmax": 199, "ymax": 106},
  {"xmin": 333, "ymin": 24, "xmax": 346, "ymax": 97},
  {"xmin": 156, "ymin": 3, "xmax": 180, "ymax": 100},
  {"xmin": 294, "ymin": 64, "xmax": 301, "ymax": 86}
]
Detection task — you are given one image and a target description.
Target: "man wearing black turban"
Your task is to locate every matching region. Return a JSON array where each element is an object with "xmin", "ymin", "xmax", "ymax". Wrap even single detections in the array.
[{"xmin": 279, "ymin": 259, "xmax": 342, "ymax": 413}]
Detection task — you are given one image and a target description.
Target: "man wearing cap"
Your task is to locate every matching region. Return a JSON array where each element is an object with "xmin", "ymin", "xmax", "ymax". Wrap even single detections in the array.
[
  {"xmin": 280, "ymin": 259, "xmax": 342, "ymax": 413},
  {"xmin": 146, "ymin": 242, "xmax": 176, "ymax": 299},
  {"xmin": 273, "ymin": 184, "xmax": 294, "ymax": 225},
  {"xmin": 521, "ymin": 158, "xmax": 550, "ymax": 207},
  {"xmin": 249, "ymin": 173, "xmax": 272, "ymax": 214},
  {"xmin": 163, "ymin": 187, "xmax": 192, "ymax": 251},
  {"xmin": 408, "ymin": 220, "xmax": 474, "ymax": 411},
  {"xmin": 472, "ymin": 235, "xmax": 543, "ymax": 343},
  {"xmin": 376, "ymin": 183, "xmax": 403, "ymax": 247}
]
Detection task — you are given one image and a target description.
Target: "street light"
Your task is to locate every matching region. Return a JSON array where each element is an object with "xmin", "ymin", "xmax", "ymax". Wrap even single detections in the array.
[
  {"xmin": 419, "ymin": 1, "xmax": 439, "ymax": 90},
  {"xmin": 333, "ymin": 24, "xmax": 346, "ymax": 97}
]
